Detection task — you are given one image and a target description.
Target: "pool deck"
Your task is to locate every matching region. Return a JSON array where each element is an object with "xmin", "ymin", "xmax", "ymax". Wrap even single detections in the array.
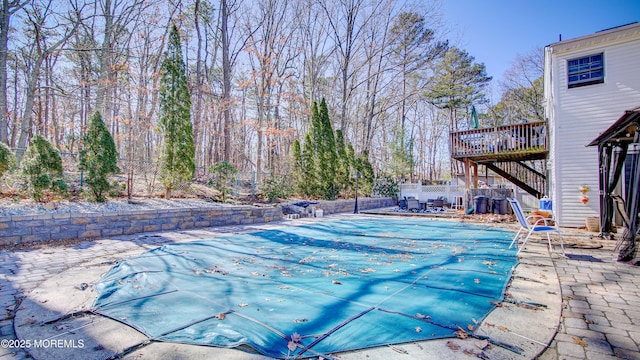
[{"xmin": 1, "ymin": 212, "xmax": 639, "ymax": 359}]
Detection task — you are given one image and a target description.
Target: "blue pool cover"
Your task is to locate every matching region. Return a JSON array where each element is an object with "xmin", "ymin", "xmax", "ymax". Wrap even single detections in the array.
[{"xmin": 94, "ymin": 218, "xmax": 518, "ymax": 358}]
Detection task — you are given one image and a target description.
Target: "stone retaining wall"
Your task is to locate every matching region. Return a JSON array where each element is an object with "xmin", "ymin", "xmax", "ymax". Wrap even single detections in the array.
[
  {"xmin": 311, "ymin": 197, "xmax": 396, "ymax": 214},
  {"xmin": 0, "ymin": 198, "xmax": 395, "ymax": 246}
]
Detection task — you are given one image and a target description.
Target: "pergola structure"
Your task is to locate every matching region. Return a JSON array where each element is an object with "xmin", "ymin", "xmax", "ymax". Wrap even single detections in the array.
[{"xmin": 587, "ymin": 106, "xmax": 640, "ymax": 261}]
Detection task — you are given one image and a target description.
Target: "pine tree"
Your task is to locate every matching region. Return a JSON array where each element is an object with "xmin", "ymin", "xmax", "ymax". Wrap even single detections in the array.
[
  {"xmin": 20, "ymin": 135, "xmax": 67, "ymax": 202},
  {"xmin": 158, "ymin": 23, "xmax": 195, "ymax": 199},
  {"xmin": 79, "ymin": 111, "xmax": 119, "ymax": 202},
  {"xmin": 427, "ymin": 47, "xmax": 492, "ymax": 131}
]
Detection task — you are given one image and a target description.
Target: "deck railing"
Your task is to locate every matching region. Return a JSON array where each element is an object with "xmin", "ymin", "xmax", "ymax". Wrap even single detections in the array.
[{"xmin": 450, "ymin": 121, "xmax": 547, "ymax": 159}]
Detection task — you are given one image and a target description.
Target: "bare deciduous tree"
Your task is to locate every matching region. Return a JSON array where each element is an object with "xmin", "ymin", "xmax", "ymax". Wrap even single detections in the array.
[
  {"xmin": 0, "ymin": 0, "xmax": 29, "ymax": 144},
  {"xmin": 16, "ymin": 0, "xmax": 81, "ymax": 160}
]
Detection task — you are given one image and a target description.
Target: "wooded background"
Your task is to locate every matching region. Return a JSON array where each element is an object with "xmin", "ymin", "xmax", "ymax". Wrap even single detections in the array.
[{"xmin": 0, "ymin": 0, "xmax": 543, "ymax": 186}]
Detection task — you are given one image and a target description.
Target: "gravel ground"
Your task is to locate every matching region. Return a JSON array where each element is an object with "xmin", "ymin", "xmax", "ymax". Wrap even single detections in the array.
[{"xmin": 0, "ymin": 197, "xmax": 229, "ymax": 217}]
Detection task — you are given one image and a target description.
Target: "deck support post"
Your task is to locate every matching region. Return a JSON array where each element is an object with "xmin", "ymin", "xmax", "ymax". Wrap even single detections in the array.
[
  {"xmin": 473, "ymin": 162, "xmax": 478, "ymax": 188},
  {"xmin": 464, "ymin": 158, "xmax": 471, "ymax": 189}
]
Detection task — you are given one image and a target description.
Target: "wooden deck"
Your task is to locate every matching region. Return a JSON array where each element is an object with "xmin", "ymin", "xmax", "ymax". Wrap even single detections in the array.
[
  {"xmin": 450, "ymin": 121, "xmax": 548, "ymax": 162},
  {"xmin": 450, "ymin": 121, "xmax": 549, "ymax": 198}
]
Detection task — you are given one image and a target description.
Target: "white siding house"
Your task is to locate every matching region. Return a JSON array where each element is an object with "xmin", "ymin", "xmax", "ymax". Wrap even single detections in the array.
[{"xmin": 544, "ymin": 23, "xmax": 640, "ymax": 227}]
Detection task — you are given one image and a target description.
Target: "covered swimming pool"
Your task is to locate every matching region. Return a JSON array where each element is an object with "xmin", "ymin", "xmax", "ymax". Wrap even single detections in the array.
[{"xmin": 93, "ymin": 217, "xmax": 518, "ymax": 358}]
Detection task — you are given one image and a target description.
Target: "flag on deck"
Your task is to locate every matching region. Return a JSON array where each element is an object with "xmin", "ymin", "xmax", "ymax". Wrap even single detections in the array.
[{"xmin": 470, "ymin": 105, "xmax": 479, "ymax": 129}]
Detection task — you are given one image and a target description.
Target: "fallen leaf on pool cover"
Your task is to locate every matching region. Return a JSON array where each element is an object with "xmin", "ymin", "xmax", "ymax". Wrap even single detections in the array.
[
  {"xmin": 215, "ymin": 313, "xmax": 226, "ymax": 320},
  {"xmin": 415, "ymin": 326, "xmax": 422, "ymax": 333},
  {"xmin": 332, "ymin": 280, "xmax": 342, "ymax": 285},
  {"xmin": 467, "ymin": 324, "xmax": 474, "ymax": 331},
  {"xmin": 360, "ymin": 268, "xmax": 376, "ymax": 273},
  {"xmin": 287, "ymin": 341, "xmax": 297, "ymax": 352},
  {"xmin": 288, "ymin": 332, "xmax": 302, "ymax": 351}
]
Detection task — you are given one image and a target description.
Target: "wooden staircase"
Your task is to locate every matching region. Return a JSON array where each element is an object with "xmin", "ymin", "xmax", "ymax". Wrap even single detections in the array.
[{"xmin": 450, "ymin": 121, "xmax": 548, "ymax": 198}]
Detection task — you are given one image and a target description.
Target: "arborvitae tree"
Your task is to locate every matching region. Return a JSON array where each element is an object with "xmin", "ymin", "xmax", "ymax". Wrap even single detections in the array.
[
  {"xmin": 291, "ymin": 139, "xmax": 304, "ymax": 195},
  {"xmin": 292, "ymin": 99, "xmax": 347, "ymax": 199},
  {"xmin": 79, "ymin": 111, "xmax": 119, "ymax": 202},
  {"xmin": 356, "ymin": 150, "xmax": 375, "ymax": 197},
  {"xmin": 309, "ymin": 101, "xmax": 321, "ymax": 151},
  {"xmin": 0, "ymin": 141, "xmax": 16, "ymax": 182},
  {"xmin": 335, "ymin": 129, "xmax": 351, "ymax": 194},
  {"xmin": 318, "ymin": 98, "xmax": 339, "ymax": 199},
  {"xmin": 301, "ymin": 132, "xmax": 317, "ymax": 197},
  {"xmin": 20, "ymin": 135, "xmax": 67, "ymax": 202},
  {"xmin": 158, "ymin": 23, "xmax": 195, "ymax": 199}
]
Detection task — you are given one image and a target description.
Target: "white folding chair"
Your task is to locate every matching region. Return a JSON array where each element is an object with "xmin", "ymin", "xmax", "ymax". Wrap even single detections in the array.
[{"xmin": 507, "ymin": 198, "xmax": 565, "ymax": 256}]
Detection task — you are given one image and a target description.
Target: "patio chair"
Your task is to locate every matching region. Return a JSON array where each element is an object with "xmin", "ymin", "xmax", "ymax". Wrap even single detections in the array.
[
  {"xmin": 406, "ymin": 197, "xmax": 420, "ymax": 211},
  {"xmin": 507, "ymin": 198, "xmax": 565, "ymax": 256}
]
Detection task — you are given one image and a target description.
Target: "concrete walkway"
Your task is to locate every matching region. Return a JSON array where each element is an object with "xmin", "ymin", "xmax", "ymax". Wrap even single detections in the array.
[{"xmin": 0, "ymin": 214, "xmax": 638, "ymax": 359}]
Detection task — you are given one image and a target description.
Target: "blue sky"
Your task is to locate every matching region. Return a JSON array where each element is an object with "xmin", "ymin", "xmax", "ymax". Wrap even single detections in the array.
[{"xmin": 442, "ymin": 0, "xmax": 640, "ymax": 85}]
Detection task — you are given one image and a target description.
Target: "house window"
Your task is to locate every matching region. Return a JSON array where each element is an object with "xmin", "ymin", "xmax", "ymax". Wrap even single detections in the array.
[{"xmin": 567, "ymin": 53, "xmax": 604, "ymax": 88}]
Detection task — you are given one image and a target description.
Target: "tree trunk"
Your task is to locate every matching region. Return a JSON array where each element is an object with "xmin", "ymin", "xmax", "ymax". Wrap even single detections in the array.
[
  {"xmin": 0, "ymin": 0, "xmax": 28, "ymax": 144},
  {"xmin": 221, "ymin": 0, "xmax": 231, "ymax": 162},
  {"xmin": 96, "ymin": 0, "xmax": 114, "ymax": 126},
  {"xmin": 193, "ymin": 0, "xmax": 203, "ymax": 165},
  {"xmin": 16, "ymin": 56, "xmax": 44, "ymax": 160},
  {"xmin": 0, "ymin": 0, "xmax": 9, "ymax": 144}
]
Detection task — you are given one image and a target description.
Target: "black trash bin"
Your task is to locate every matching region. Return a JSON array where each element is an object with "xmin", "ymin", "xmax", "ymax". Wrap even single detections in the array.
[
  {"xmin": 474, "ymin": 195, "xmax": 489, "ymax": 214},
  {"xmin": 492, "ymin": 197, "xmax": 508, "ymax": 214}
]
